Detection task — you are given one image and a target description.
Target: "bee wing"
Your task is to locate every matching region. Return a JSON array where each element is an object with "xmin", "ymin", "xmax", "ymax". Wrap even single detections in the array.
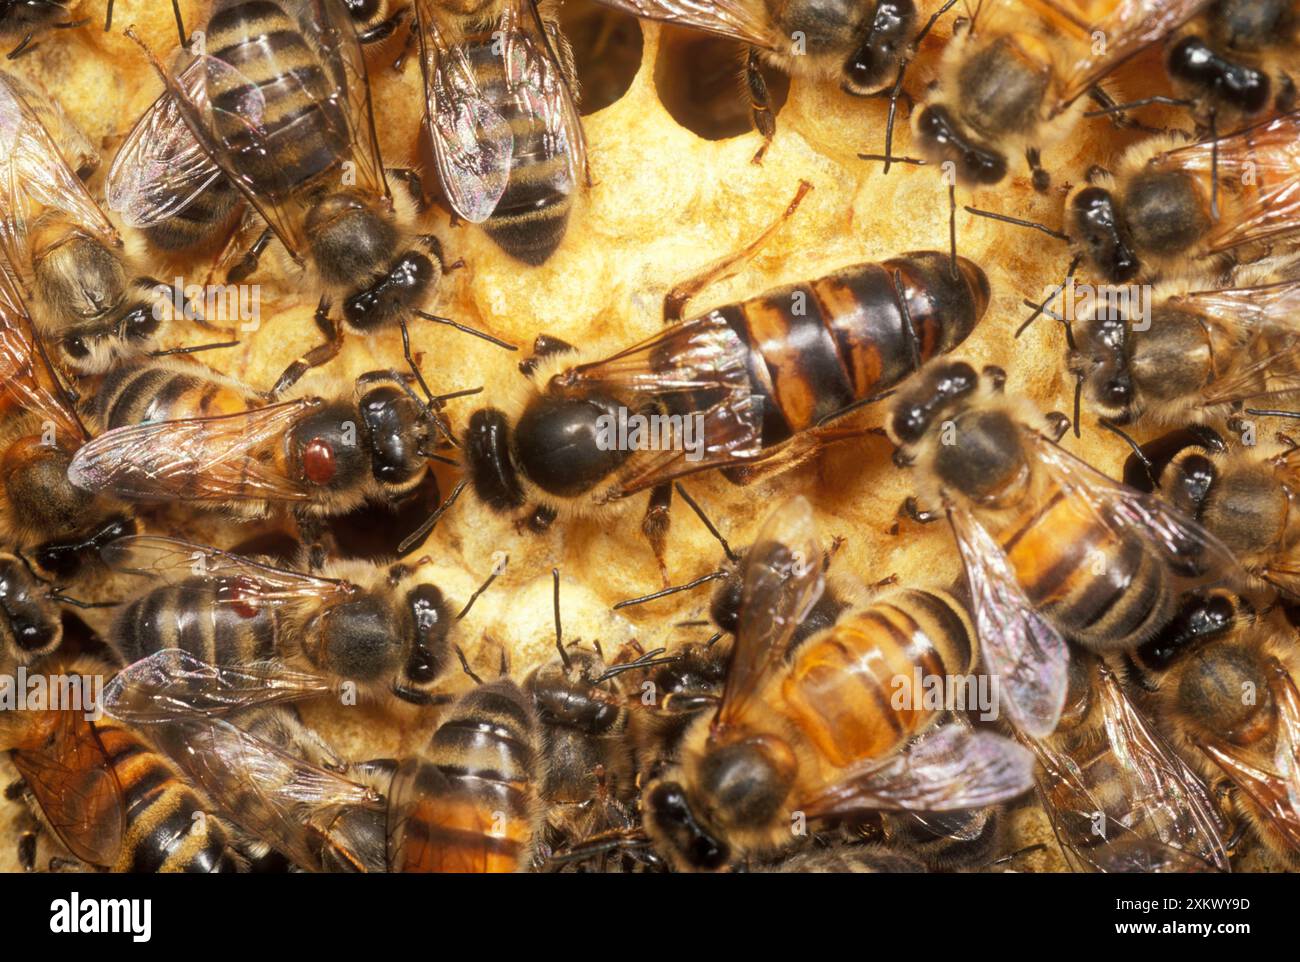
[
  {"xmin": 10, "ymin": 710, "xmax": 126, "ymax": 868},
  {"xmin": 584, "ymin": 0, "xmax": 785, "ymax": 51},
  {"xmin": 101, "ymin": 535, "xmax": 355, "ymax": 606},
  {"xmin": 947, "ymin": 503, "xmax": 1069, "ymax": 737},
  {"xmin": 1181, "ymin": 277, "xmax": 1300, "ymax": 334},
  {"xmin": 1092, "ymin": 663, "xmax": 1232, "ymax": 870},
  {"xmin": 0, "ymin": 73, "xmax": 118, "ymax": 285},
  {"xmin": 105, "ymin": 59, "xmax": 227, "ymax": 228},
  {"xmin": 0, "ymin": 268, "xmax": 86, "ymax": 444},
  {"xmin": 713, "ymin": 497, "xmax": 824, "ymax": 732},
  {"xmin": 801, "ymin": 725, "xmax": 1035, "ymax": 818},
  {"xmin": 1158, "ymin": 112, "xmax": 1300, "ymax": 254},
  {"xmin": 1042, "ymin": 0, "xmax": 1212, "ymax": 109},
  {"xmin": 159, "ymin": 716, "xmax": 383, "ymax": 873},
  {"xmin": 553, "ymin": 313, "xmax": 764, "ymax": 495},
  {"xmin": 414, "ymin": 0, "xmax": 513, "ymax": 223},
  {"xmin": 387, "ymin": 757, "xmax": 504, "ymax": 872},
  {"xmin": 1028, "ymin": 431, "xmax": 1244, "ymax": 584},
  {"xmin": 1194, "ymin": 334, "xmax": 1300, "ymax": 410},
  {"xmin": 103, "ymin": 648, "xmax": 335, "ymax": 723},
  {"xmin": 66, "ymin": 398, "xmax": 321, "ymax": 504},
  {"xmin": 1197, "ymin": 662, "xmax": 1300, "ymax": 851}
]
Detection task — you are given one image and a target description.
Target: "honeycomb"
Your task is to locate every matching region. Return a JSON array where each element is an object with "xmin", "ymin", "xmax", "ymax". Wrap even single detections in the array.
[{"xmin": 0, "ymin": 0, "xmax": 1287, "ymax": 872}]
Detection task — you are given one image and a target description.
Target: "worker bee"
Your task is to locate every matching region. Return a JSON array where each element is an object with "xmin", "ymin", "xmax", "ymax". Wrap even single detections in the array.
[
  {"xmin": 102, "ymin": 535, "xmax": 457, "ymax": 707},
  {"xmin": 66, "ymin": 360, "xmax": 456, "ymax": 543},
  {"xmin": 888, "ymin": 359, "xmax": 1240, "ymax": 735},
  {"xmin": 463, "ymin": 185, "xmax": 990, "ymax": 565},
  {"xmin": 0, "ymin": 266, "xmax": 135, "ymax": 577},
  {"xmin": 640, "ymin": 497, "xmax": 1034, "ymax": 871},
  {"xmin": 586, "ymin": 0, "xmax": 960, "ymax": 162},
  {"xmin": 1019, "ymin": 647, "xmax": 1231, "ymax": 872},
  {"xmin": 1165, "ymin": 0, "xmax": 1298, "ymax": 124},
  {"xmin": 129, "ymin": 0, "xmax": 510, "ymax": 397},
  {"xmin": 912, "ymin": 0, "xmax": 1208, "ymax": 190},
  {"xmin": 0, "ymin": 0, "xmax": 86, "ymax": 59},
  {"xmin": 413, "ymin": 0, "xmax": 587, "ymax": 265},
  {"xmin": 1066, "ymin": 263, "xmax": 1300, "ymax": 427},
  {"xmin": 1, "ymin": 655, "xmax": 243, "ymax": 872},
  {"xmin": 1131, "ymin": 592, "xmax": 1300, "ymax": 865},
  {"xmin": 0, "ymin": 69, "xmax": 195, "ymax": 375},
  {"xmin": 1067, "ymin": 110, "xmax": 1300, "ymax": 283}
]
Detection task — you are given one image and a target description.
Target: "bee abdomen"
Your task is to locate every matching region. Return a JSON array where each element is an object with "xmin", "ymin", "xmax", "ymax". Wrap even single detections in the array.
[
  {"xmin": 95, "ymin": 363, "xmax": 250, "ymax": 430},
  {"xmin": 207, "ymin": 0, "xmax": 348, "ymax": 195},
  {"xmin": 141, "ymin": 179, "xmax": 242, "ymax": 253},
  {"xmin": 112, "ymin": 580, "xmax": 280, "ymax": 666},
  {"xmin": 96, "ymin": 720, "xmax": 240, "ymax": 873}
]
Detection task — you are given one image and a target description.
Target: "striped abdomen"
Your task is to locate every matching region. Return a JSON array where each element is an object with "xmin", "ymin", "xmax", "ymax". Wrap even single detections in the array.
[
  {"xmin": 112, "ymin": 578, "xmax": 283, "ymax": 666},
  {"xmin": 997, "ymin": 482, "xmax": 1175, "ymax": 650},
  {"xmin": 779, "ymin": 588, "xmax": 975, "ymax": 768},
  {"xmin": 398, "ymin": 681, "xmax": 539, "ymax": 872},
  {"xmin": 95, "ymin": 718, "xmax": 241, "ymax": 872},
  {"xmin": 142, "ymin": 177, "xmax": 243, "ymax": 253},
  {"xmin": 462, "ymin": 30, "xmax": 575, "ymax": 265},
  {"xmin": 714, "ymin": 252, "xmax": 989, "ymax": 445},
  {"xmin": 91, "ymin": 362, "xmax": 253, "ymax": 431},
  {"xmin": 205, "ymin": 0, "xmax": 348, "ymax": 198}
]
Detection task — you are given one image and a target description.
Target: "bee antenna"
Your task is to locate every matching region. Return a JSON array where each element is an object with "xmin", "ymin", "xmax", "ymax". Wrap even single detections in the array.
[
  {"xmin": 49, "ymin": 591, "xmax": 122, "ymax": 610},
  {"xmin": 1208, "ymin": 104, "xmax": 1221, "ymax": 223},
  {"xmin": 150, "ymin": 340, "xmax": 241, "ymax": 357},
  {"xmin": 1017, "ymin": 254, "xmax": 1081, "ymax": 337},
  {"xmin": 1082, "ymin": 94, "xmax": 1194, "ymax": 118},
  {"xmin": 397, "ymin": 477, "xmax": 467, "ymax": 556},
  {"xmin": 704, "ymin": 630, "xmax": 723, "ymax": 647},
  {"xmin": 1099, "ymin": 418, "xmax": 1154, "ymax": 481},
  {"xmin": 454, "ymin": 644, "xmax": 483, "ymax": 686},
  {"xmin": 611, "ymin": 570, "xmax": 728, "ymax": 609},
  {"xmin": 170, "ymin": 0, "xmax": 187, "ymax": 46},
  {"xmin": 457, "ymin": 555, "xmax": 507, "ymax": 620},
  {"xmin": 387, "ymin": 370, "xmax": 460, "ymax": 449},
  {"xmin": 1245, "ymin": 408, "xmax": 1300, "ymax": 420},
  {"xmin": 552, "ymin": 568, "xmax": 571, "ymax": 671},
  {"xmin": 593, "ymin": 648, "xmax": 677, "ymax": 683},
  {"xmin": 414, "ymin": 311, "xmax": 517, "ymax": 352},
  {"xmin": 966, "ymin": 206, "xmax": 1070, "ymax": 242},
  {"xmin": 674, "ymin": 483, "xmax": 739, "ymax": 563}
]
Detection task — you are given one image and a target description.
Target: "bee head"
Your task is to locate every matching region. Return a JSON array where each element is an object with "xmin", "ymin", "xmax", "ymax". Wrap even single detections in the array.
[
  {"xmin": 0, "ymin": 554, "xmax": 62, "ymax": 663},
  {"xmin": 1166, "ymin": 36, "xmax": 1271, "ymax": 115},
  {"xmin": 526, "ymin": 649, "xmax": 622, "ymax": 735},
  {"xmin": 889, "ymin": 359, "xmax": 981, "ymax": 447},
  {"xmin": 643, "ymin": 780, "xmax": 732, "ymax": 872},
  {"xmin": 1069, "ymin": 312, "xmax": 1136, "ymax": 422},
  {"xmin": 357, "ymin": 381, "xmax": 428, "ymax": 487},
  {"xmin": 842, "ymin": 0, "xmax": 917, "ymax": 95},
  {"xmin": 1134, "ymin": 591, "xmax": 1243, "ymax": 672},
  {"xmin": 1069, "ymin": 186, "xmax": 1140, "ymax": 283},
  {"xmin": 394, "ymin": 582, "xmax": 453, "ymax": 703},
  {"xmin": 913, "ymin": 104, "xmax": 1008, "ymax": 186}
]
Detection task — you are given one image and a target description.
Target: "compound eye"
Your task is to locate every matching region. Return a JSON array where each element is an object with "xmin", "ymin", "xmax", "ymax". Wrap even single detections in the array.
[
  {"xmin": 121, "ymin": 305, "xmax": 161, "ymax": 342},
  {"xmin": 62, "ymin": 336, "xmax": 89, "ymax": 360},
  {"xmin": 1100, "ymin": 373, "xmax": 1132, "ymax": 409}
]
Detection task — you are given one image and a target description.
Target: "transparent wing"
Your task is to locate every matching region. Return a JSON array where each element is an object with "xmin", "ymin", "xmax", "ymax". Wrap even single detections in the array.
[
  {"xmin": 551, "ymin": 312, "xmax": 764, "ymax": 495},
  {"xmin": 106, "ymin": 58, "xmax": 227, "ymax": 228},
  {"xmin": 802, "ymin": 725, "xmax": 1035, "ymax": 817},
  {"xmin": 1196, "ymin": 334, "xmax": 1300, "ymax": 411},
  {"xmin": 585, "ymin": 0, "xmax": 785, "ymax": 50},
  {"xmin": 66, "ymin": 399, "xmax": 321, "ymax": 504},
  {"xmin": 714, "ymin": 497, "xmax": 824, "ymax": 733},
  {"xmin": 948, "ymin": 502, "xmax": 1069, "ymax": 737},
  {"xmin": 1198, "ymin": 662, "xmax": 1300, "ymax": 851},
  {"xmin": 102, "ymin": 535, "xmax": 356, "ymax": 607},
  {"xmin": 0, "ymin": 72, "xmax": 118, "ymax": 285},
  {"xmin": 1029, "ymin": 432, "xmax": 1244, "ymax": 584},
  {"xmin": 1178, "ymin": 277, "xmax": 1300, "ymax": 334},
  {"xmin": 103, "ymin": 648, "xmax": 335, "ymax": 722},
  {"xmin": 154, "ymin": 715, "xmax": 383, "ymax": 873},
  {"xmin": 10, "ymin": 710, "xmax": 125, "ymax": 867},
  {"xmin": 0, "ymin": 268, "xmax": 86, "ymax": 444}
]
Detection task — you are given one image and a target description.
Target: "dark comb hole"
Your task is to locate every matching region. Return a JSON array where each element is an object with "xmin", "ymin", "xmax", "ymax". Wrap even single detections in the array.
[
  {"xmin": 654, "ymin": 28, "xmax": 789, "ymax": 141},
  {"xmin": 559, "ymin": 0, "xmax": 643, "ymax": 115}
]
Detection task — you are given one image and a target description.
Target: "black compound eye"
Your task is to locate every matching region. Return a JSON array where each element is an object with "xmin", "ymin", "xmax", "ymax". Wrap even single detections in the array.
[
  {"xmin": 842, "ymin": 0, "xmax": 916, "ymax": 93},
  {"xmin": 1100, "ymin": 372, "xmax": 1133, "ymax": 409},
  {"xmin": 121, "ymin": 305, "xmax": 161, "ymax": 342},
  {"xmin": 647, "ymin": 782, "xmax": 729, "ymax": 871},
  {"xmin": 62, "ymin": 336, "xmax": 89, "ymax": 359},
  {"xmin": 344, "ymin": 0, "xmax": 381, "ymax": 19},
  {"xmin": 405, "ymin": 583, "xmax": 449, "ymax": 684},
  {"xmin": 890, "ymin": 361, "xmax": 979, "ymax": 444},
  {"xmin": 1136, "ymin": 593, "xmax": 1237, "ymax": 671},
  {"xmin": 513, "ymin": 394, "xmax": 631, "ymax": 497}
]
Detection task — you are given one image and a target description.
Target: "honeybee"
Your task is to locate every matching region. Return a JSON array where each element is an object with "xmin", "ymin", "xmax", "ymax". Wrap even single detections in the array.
[
  {"xmin": 66, "ymin": 360, "xmax": 454, "ymax": 540},
  {"xmin": 0, "ymin": 552, "xmax": 64, "ymax": 669},
  {"xmin": 129, "ymin": 0, "xmax": 510, "ymax": 396},
  {"xmin": 387, "ymin": 679, "xmax": 543, "ymax": 872},
  {"xmin": 1067, "ymin": 111, "xmax": 1300, "ymax": 283},
  {"xmin": 912, "ymin": 0, "xmax": 1209, "ymax": 190},
  {"xmin": 1019, "ymin": 647, "xmax": 1231, "ymax": 871},
  {"xmin": 888, "ymin": 359, "xmax": 1240, "ymax": 735},
  {"xmin": 1, "ymin": 655, "xmax": 243, "ymax": 872},
  {"xmin": 1132, "ymin": 592, "xmax": 1300, "ymax": 864},
  {"xmin": 0, "ymin": 70, "xmax": 192, "ymax": 374},
  {"xmin": 587, "ymin": 0, "xmax": 957, "ymax": 162},
  {"xmin": 757, "ymin": 842, "xmax": 929, "ymax": 872},
  {"xmin": 414, "ymin": 0, "xmax": 587, "ymax": 264},
  {"xmin": 640, "ymin": 497, "xmax": 1033, "ymax": 871},
  {"xmin": 0, "ymin": 0, "xmax": 86, "ymax": 59},
  {"xmin": 463, "ymin": 186, "xmax": 990, "ymax": 565},
  {"xmin": 1165, "ymin": 0, "xmax": 1299, "ymax": 123},
  {"xmin": 0, "ymin": 265, "xmax": 135, "ymax": 577},
  {"xmin": 102, "ymin": 535, "xmax": 458, "ymax": 707},
  {"xmin": 1066, "ymin": 264, "xmax": 1300, "ymax": 426}
]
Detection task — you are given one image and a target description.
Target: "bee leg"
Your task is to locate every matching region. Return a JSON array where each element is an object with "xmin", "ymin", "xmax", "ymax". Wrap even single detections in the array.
[
  {"xmin": 642, "ymin": 483, "xmax": 673, "ymax": 587},
  {"xmin": 1025, "ymin": 147, "xmax": 1050, "ymax": 193},
  {"xmin": 270, "ymin": 301, "xmax": 342, "ymax": 397},
  {"xmin": 5, "ymin": 780, "xmax": 40, "ymax": 872},
  {"xmin": 6, "ymin": 32, "xmax": 37, "ymax": 58},
  {"xmin": 225, "ymin": 227, "xmax": 275, "ymax": 284},
  {"xmin": 745, "ymin": 49, "xmax": 777, "ymax": 165},
  {"xmin": 518, "ymin": 334, "xmax": 577, "ymax": 377},
  {"xmin": 391, "ymin": 16, "xmax": 419, "ymax": 72},
  {"xmin": 1043, "ymin": 411, "xmax": 1071, "ymax": 442},
  {"xmin": 899, "ymin": 496, "xmax": 942, "ymax": 525},
  {"xmin": 663, "ymin": 180, "xmax": 813, "ymax": 322}
]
